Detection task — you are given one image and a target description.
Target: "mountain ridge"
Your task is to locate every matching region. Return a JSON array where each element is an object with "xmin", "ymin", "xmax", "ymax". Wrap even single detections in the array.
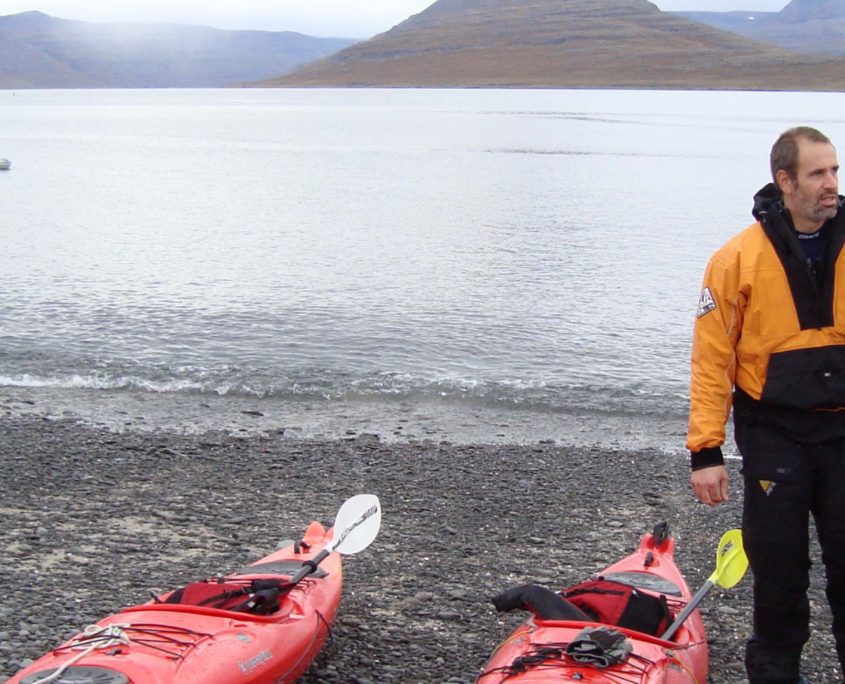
[
  {"xmin": 266, "ymin": 0, "xmax": 845, "ymax": 90},
  {"xmin": 676, "ymin": 0, "xmax": 845, "ymax": 56},
  {"xmin": 0, "ymin": 11, "xmax": 357, "ymax": 88}
]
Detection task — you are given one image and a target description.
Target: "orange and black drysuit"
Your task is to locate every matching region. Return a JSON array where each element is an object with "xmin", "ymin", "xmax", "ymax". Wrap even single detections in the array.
[{"xmin": 688, "ymin": 182, "xmax": 845, "ymax": 682}]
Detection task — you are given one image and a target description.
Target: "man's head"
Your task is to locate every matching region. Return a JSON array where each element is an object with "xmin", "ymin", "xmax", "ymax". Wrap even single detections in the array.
[{"xmin": 771, "ymin": 126, "xmax": 840, "ymax": 232}]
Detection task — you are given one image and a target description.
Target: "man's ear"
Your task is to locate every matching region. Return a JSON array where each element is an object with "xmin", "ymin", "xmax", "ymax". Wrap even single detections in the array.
[{"xmin": 775, "ymin": 168, "xmax": 794, "ymax": 196}]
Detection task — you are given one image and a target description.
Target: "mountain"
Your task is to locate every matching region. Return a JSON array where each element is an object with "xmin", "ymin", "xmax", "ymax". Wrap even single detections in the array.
[
  {"xmin": 671, "ymin": 11, "xmax": 775, "ymax": 37},
  {"xmin": 266, "ymin": 0, "xmax": 845, "ymax": 90},
  {"xmin": 678, "ymin": 0, "xmax": 845, "ymax": 56},
  {"xmin": 0, "ymin": 11, "xmax": 357, "ymax": 88}
]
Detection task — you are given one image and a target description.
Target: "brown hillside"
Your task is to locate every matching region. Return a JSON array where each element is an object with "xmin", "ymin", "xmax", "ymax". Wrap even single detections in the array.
[{"xmin": 265, "ymin": 0, "xmax": 845, "ymax": 90}]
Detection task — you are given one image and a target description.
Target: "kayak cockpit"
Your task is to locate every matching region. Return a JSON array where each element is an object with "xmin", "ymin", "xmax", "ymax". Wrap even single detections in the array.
[
  {"xmin": 123, "ymin": 561, "xmax": 331, "ymax": 623},
  {"xmin": 601, "ymin": 571, "xmax": 683, "ymax": 597}
]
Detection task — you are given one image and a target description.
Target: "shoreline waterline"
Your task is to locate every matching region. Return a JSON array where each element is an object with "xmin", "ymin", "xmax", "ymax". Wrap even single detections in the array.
[{"xmin": 0, "ymin": 385, "xmax": 697, "ymax": 454}]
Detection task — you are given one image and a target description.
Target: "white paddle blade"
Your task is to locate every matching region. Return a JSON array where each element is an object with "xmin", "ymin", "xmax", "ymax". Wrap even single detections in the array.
[{"xmin": 329, "ymin": 494, "xmax": 382, "ymax": 555}]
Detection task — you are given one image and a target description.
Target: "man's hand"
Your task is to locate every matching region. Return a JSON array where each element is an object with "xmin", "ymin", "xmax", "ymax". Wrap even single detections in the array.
[{"xmin": 690, "ymin": 465, "xmax": 729, "ymax": 506}]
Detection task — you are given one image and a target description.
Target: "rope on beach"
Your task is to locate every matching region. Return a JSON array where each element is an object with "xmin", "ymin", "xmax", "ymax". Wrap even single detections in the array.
[{"xmin": 27, "ymin": 624, "xmax": 130, "ymax": 684}]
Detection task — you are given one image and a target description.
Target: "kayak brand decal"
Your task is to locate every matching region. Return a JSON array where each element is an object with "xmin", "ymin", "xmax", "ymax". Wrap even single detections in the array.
[
  {"xmin": 239, "ymin": 649, "xmax": 273, "ymax": 674},
  {"xmin": 696, "ymin": 287, "xmax": 717, "ymax": 318}
]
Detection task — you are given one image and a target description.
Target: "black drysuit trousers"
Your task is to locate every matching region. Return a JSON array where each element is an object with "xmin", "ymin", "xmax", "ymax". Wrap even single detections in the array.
[{"xmin": 736, "ymin": 420, "xmax": 845, "ymax": 683}]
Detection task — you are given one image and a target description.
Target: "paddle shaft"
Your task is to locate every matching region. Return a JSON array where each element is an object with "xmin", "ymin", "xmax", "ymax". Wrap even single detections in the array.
[
  {"xmin": 661, "ymin": 579, "xmax": 714, "ymax": 641},
  {"xmin": 289, "ymin": 549, "xmax": 330, "ymax": 586}
]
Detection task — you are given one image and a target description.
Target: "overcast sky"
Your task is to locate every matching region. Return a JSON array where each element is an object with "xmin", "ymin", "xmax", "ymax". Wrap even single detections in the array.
[{"xmin": 0, "ymin": 0, "xmax": 792, "ymax": 38}]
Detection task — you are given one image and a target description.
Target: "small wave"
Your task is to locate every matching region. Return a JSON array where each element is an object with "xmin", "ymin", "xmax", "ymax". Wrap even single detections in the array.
[
  {"xmin": 0, "ymin": 368, "xmax": 687, "ymax": 419},
  {"xmin": 0, "ymin": 373, "xmax": 210, "ymax": 394}
]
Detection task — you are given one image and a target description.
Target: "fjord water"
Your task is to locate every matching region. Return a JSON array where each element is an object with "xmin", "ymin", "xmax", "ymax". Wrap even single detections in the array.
[{"xmin": 2, "ymin": 88, "xmax": 844, "ymax": 451}]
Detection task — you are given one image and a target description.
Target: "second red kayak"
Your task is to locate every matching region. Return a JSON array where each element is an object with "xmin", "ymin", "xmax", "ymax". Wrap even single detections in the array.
[{"xmin": 477, "ymin": 523, "xmax": 746, "ymax": 683}]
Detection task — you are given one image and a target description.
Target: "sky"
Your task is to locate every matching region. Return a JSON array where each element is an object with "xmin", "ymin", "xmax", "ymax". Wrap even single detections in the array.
[{"xmin": 0, "ymin": 0, "xmax": 793, "ymax": 38}]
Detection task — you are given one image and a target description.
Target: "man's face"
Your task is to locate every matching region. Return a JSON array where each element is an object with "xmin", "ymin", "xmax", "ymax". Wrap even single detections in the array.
[{"xmin": 779, "ymin": 139, "xmax": 840, "ymax": 232}]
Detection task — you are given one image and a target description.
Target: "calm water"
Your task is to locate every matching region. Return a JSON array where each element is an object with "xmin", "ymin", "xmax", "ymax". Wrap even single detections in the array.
[{"xmin": 3, "ymin": 88, "xmax": 845, "ymax": 450}]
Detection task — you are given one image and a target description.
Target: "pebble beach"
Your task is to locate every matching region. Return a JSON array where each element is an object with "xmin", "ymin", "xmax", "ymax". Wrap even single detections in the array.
[{"xmin": 0, "ymin": 415, "xmax": 841, "ymax": 683}]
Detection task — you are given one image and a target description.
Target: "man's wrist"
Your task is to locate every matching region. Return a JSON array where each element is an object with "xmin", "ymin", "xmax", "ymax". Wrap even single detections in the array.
[{"xmin": 690, "ymin": 446, "xmax": 724, "ymax": 471}]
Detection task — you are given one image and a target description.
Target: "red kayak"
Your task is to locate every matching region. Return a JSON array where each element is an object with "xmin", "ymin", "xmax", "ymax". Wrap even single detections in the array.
[
  {"xmin": 477, "ymin": 523, "xmax": 746, "ymax": 684},
  {"xmin": 8, "ymin": 495, "xmax": 381, "ymax": 684}
]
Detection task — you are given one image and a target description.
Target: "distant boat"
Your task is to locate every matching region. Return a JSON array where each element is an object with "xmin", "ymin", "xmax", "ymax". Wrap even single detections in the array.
[{"xmin": 0, "ymin": 159, "xmax": 10, "ymax": 170}]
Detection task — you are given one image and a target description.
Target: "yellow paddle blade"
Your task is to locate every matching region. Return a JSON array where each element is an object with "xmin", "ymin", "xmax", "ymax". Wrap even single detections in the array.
[
  {"xmin": 660, "ymin": 527, "xmax": 748, "ymax": 640},
  {"xmin": 710, "ymin": 528, "xmax": 748, "ymax": 589}
]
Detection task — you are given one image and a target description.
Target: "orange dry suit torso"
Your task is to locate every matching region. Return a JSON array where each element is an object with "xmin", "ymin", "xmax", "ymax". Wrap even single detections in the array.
[{"xmin": 687, "ymin": 183, "xmax": 845, "ymax": 469}]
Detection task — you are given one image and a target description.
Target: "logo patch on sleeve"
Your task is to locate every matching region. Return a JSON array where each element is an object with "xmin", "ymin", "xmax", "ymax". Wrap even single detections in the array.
[{"xmin": 696, "ymin": 287, "xmax": 717, "ymax": 318}]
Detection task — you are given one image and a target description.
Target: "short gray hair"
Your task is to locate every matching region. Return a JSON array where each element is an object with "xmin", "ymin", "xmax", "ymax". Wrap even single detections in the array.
[{"xmin": 770, "ymin": 126, "xmax": 832, "ymax": 183}]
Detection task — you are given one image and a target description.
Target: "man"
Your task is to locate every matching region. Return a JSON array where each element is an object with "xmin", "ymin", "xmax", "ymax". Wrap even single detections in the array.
[{"xmin": 688, "ymin": 126, "xmax": 845, "ymax": 684}]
